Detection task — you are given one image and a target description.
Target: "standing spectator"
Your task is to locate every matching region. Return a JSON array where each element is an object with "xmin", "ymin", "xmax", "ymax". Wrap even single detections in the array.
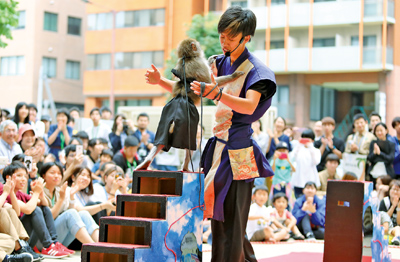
[
  {"xmin": 291, "ymin": 129, "xmax": 321, "ymax": 198},
  {"xmin": 313, "ymin": 121, "xmax": 323, "ymax": 141},
  {"xmin": 109, "ymin": 114, "xmax": 134, "ymax": 155},
  {"xmin": 317, "ymin": 154, "xmax": 340, "ymax": 196},
  {"xmin": 113, "ymin": 137, "xmax": 140, "ymax": 177},
  {"xmin": 47, "ymin": 109, "xmax": 73, "ymax": 162},
  {"xmin": 388, "ymin": 117, "xmax": 400, "ymax": 177},
  {"xmin": 314, "ymin": 117, "xmax": 345, "ymax": 172},
  {"xmin": 292, "ymin": 181, "xmax": 325, "ymax": 240},
  {"xmin": 85, "ymin": 108, "xmax": 111, "ymax": 143},
  {"xmin": 379, "ymin": 180, "xmax": 400, "ymax": 245},
  {"xmin": 12, "ymin": 102, "xmax": 30, "ymax": 129},
  {"xmin": 367, "ymin": 123, "xmax": 395, "ymax": 182},
  {"xmin": 369, "ymin": 112, "xmax": 382, "ymax": 133},
  {"xmin": 345, "ymin": 114, "xmax": 375, "ymax": 155},
  {"xmin": 100, "ymin": 106, "xmax": 112, "ymax": 120},
  {"xmin": 69, "ymin": 107, "xmax": 80, "ymax": 121},
  {"xmin": 133, "ymin": 113, "xmax": 155, "ymax": 163},
  {"xmin": 0, "ymin": 121, "xmax": 22, "ymax": 176},
  {"xmin": 266, "ymin": 117, "xmax": 292, "ymax": 160},
  {"xmin": 252, "ymin": 120, "xmax": 269, "ymax": 155},
  {"xmin": 27, "ymin": 104, "xmax": 45, "ymax": 138},
  {"xmin": 271, "ymin": 142, "xmax": 295, "ymax": 201}
]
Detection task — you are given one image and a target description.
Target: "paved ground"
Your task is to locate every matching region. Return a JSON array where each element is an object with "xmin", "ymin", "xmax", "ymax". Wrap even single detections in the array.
[{"xmin": 42, "ymin": 241, "xmax": 400, "ymax": 261}]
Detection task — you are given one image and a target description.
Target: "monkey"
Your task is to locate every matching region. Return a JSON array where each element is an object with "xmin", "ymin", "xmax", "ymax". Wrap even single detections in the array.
[{"xmin": 136, "ymin": 38, "xmax": 244, "ymax": 171}]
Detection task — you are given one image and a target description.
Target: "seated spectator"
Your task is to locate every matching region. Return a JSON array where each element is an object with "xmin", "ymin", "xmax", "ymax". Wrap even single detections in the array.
[
  {"xmin": 85, "ymin": 108, "xmax": 111, "ymax": 143},
  {"xmin": 271, "ymin": 142, "xmax": 295, "ymax": 203},
  {"xmin": 291, "ymin": 129, "xmax": 321, "ymax": 198},
  {"xmin": 61, "ymin": 145, "xmax": 84, "ymax": 184},
  {"xmin": 375, "ymin": 175, "xmax": 392, "ymax": 201},
  {"xmin": 270, "ymin": 193, "xmax": 304, "ymax": 240},
  {"xmin": 113, "ymin": 136, "xmax": 140, "ymax": 178},
  {"xmin": 85, "ymin": 139, "xmax": 104, "ymax": 171},
  {"xmin": 11, "ymin": 154, "xmax": 37, "ymax": 194},
  {"xmin": 388, "ymin": 117, "xmax": 400, "ymax": 178},
  {"xmin": 12, "ymin": 102, "xmax": 30, "ymax": 129},
  {"xmin": 91, "ymin": 165, "xmax": 127, "ymax": 204},
  {"xmin": 345, "ymin": 114, "xmax": 375, "ymax": 155},
  {"xmin": 341, "ymin": 171, "xmax": 358, "ymax": 181},
  {"xmin": 109, "ymin": 114, "xmax": 134, "ymax": 155},
  {"xmin": 33, "ymin": 137, "xmax": 46, "ymax": 171},
  {"xmin": 367, "ymin": 123, "xmax": 395, "ymax": 182},
  {"xmin": 91, "ymin": 149, "xmax": 113, "ymax": 182},
  {"xmin": 246, "ymin": 185, "xmax": 289, "ymax": 242},
  {"xmin": 379, "ymin": 180, "xmax": 400, "ymax": 245},
  {"xmin": 314, "ymin": 117, "xmax": 345, "ymax": 172},
  {"xmin": 74, "ymin": 131, "xmax": 89, "ymax": 153},
  {"xmin": 40, "ymin": 162, "xmax": 99, "ymax": 248},
  {"xmin": 0, "ymin": 120, "xmax": 22, "ymax": 178},
  {"xmin": 266, "ymin": 117, "xmax": 292, "ymax": 160},
  {"xmin": 43, "ymin": 153, "xmax": 56, "ymax": 164},
  {"xmin": 69, "ymin": 137, "xmax": 83, "ymax": 146},
  {"xmin": 317, "ymin": 154, "xmax": 340, "ymax": 196},
  {"xmin": 67, "ymin": 166, "xmax": 116, "ymax": 225},
  {"xmin": 292, "ymin": 181, "xmax": 325, "ymax": 240},
  {"xmin": 47, "ymin": 109, "xmax": 73, "ymax": 162},
  {"xmin": 2, "ymin": 162, "xmax": 70, "ymax": 258},
  {"xmin": 17, "ymin": 124, "xmax": 36, "ymax": 153},
  {"xmin": 94, "ymin": 161, "xmax": 116, "ymax": 186}
]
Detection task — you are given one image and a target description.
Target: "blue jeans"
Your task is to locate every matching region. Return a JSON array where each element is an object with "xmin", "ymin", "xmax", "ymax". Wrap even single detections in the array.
[
  {"xmin": 21, "ymin": 206, "xmax": 57, "ymax": 248},
  {"xmin": 55, "ymin": 209, "xmax": 99, "ymax": 247}
]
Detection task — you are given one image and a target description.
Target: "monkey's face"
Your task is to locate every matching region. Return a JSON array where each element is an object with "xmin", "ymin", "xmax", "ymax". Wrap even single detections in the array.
[{"xmin": 177, "ymin": 38, "xmax": 203, "ymax": 58}]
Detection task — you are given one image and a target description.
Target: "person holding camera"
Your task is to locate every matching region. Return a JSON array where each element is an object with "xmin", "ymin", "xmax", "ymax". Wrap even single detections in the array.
[{"xmin": 109, "ymin": 114, "xmax": 135, "ymax": 155}]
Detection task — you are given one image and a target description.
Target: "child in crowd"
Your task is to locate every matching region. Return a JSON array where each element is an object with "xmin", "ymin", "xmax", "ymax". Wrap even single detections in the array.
[
  {"xmin": 270, "ymin": 142, "xmax": 295, "ymax": 207},
  {"xmin": 270, "ymin": 193, "xmax": 304, "ymax": 240},
  {"xmin": 246, "ymin": 185, "xmax": 290, "ymax": 242},
  {"xmin": 292, "ymin": 181, "xmax": 326, "ymax": 240}
]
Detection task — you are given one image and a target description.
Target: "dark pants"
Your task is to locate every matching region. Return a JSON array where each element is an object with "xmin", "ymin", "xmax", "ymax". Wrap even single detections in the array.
[
  {"xmin": 294, "ymin": 187, "xmax": 303, "ymax": 199},
  {"xmin": 21, "ymin": 206, "xmax": 58, "ymax": 248},
  {"xmin": 85, "ymin": 201, "xmax": 115, "ymax": 225},
  {"xmin": 211, "ymin": 180, "xmax": 257, "ymax": 262},
  {"xmin": 297, "ymin": 214, "xmax": 325, "ymax": 239}
]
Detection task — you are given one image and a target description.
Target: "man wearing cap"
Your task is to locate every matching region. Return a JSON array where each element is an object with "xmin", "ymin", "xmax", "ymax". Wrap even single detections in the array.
[
  {"xmin": 317, "ymin": 153, "xmax": 340, "ymax": 195},
  {"xmin": 314, "ymin": 117, "xmax": 345, "ymax": 172},
  {"xmin": 113, "ymin": 136, "xmax": 141, "ymax": 177},
  {"xmin": 345, "ymin": 113, "xmax": 375, "ymax": 155},
  {"xmin": 0, "ymin": 120, "xmax": 22, "ymax": 180}
]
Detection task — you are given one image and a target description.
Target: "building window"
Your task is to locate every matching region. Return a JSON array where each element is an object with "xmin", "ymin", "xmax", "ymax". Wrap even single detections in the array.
[
  {"xmin": 126, "ymin": 99, "xmax": 152, "ymax": 106},
  {"xmin": 87, "ymin": 54, "xmax": 111, "ymax": 70},
  {"xmin": 270, "ymin": 40, "xmax": 284, "ymax": 49},
  {"xmin": 88, "ymin": 13, "xmax": 113, "ymax": 30},
  {"xmin": 115, "ymin": 51, "xmax": 164, "ymax": 69},
  {"xmin": 0, "ymin": 56, "xmax": 25, "ymax": 76},
  {"xmin": 351, "ymin": 35, "xmax": 377, "ymax": 64},
  {"xmin": 310, "ymin": 85, "xmax": 335, "ymax": 121},
  {"xmin": 313, "ymin": 38, "xmax": 335, "ymax": 47},
  {"xmin": 65, "ymin": 60, "xmax": 80, "ymax": 80},
  {"xmin": 68, "ymin": 17, "xmax": 81, "ymax": 36},
  {"xmin": 351, "ymin": 35, "xmax": 376, "ymax": 47},
  {"xmin": 272, "ymin": 85, "xmax": 292, "ymax": 119},
  {"xmin": 44, "ymin": 12, "xmax": 58, "ymax": 32},
  {"xmin": 15, "ymin": 11, "xmax": 26, "ymax": 29},
  {"xmin": 271, "ymin": 0, "xmax": 286, "ymax": 5},
  {"xmin": 231, "ymin": 1, "xmax": 248, "ymax": 8},
  {"xmin": 116, "ymin": 8, "xmax": 165, "ymax": 28},
  {"xmin": 314, "ymin": 0, "xmax": 335, "ymax": 2},
  {"xmin": 42, "ymin": 57, "xmax": 57, "ymax": 78}
]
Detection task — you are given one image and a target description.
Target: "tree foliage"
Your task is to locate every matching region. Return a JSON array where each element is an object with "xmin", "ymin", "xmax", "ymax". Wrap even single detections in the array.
[{"xmin": 0, "ymin": 0, "xmax": 19, "ymax": 48}]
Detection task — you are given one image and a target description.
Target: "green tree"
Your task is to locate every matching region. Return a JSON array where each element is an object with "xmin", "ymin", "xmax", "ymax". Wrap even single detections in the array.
[{"xmin": 0, "ymin": 0, "xmax": 19, "ymax": 48}]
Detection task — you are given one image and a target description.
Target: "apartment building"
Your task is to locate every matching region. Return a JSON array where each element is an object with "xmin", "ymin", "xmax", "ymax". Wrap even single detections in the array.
[
  {"xmin": 0, "ymin": 0, "xmax": 86, "ymax": 113},
  {"xmin": 83, "ymin": 0, "xmax": 205, "ymax": 116},
  {"xmin": 223, "ymin": 0, "xmax": 398, "ymax": 135}
]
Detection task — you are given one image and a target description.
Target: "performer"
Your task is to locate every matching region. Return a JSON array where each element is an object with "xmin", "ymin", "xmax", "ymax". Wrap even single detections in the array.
[{"xmin": 190, "ymin": 6, "xmax": 276, "ymax": 262}]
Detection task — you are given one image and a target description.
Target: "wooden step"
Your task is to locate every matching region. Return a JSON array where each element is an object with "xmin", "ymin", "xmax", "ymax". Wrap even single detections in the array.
[
  {"xmin": 132, "ymin": 170, "xmax": 183, "ymax": 196},
  {"xmin": 116, "ymin": 194, "xmax": 178, "ymax": 219},
  {"xmin": 99, "ymin": 216, "xmax": 164, "ymax": 246},
  {"xmin": 81, "ymin": 242, "xmax": 149, "ymax": 262}
]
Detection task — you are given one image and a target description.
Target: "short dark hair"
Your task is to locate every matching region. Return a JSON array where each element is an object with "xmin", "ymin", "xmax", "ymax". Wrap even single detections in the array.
[
  {"xmin": 39, "ymin": 162, "xmax": 64, "ymax": 178},
  {"xmin": 373, "ymin": 122, "xmax": 388, "ymax": 137},
  {"xmin": 57, "ymin": 108, "xmax": 71, "ymax": 123},
  {"xmin": 69, "ymin": 107, "xmax": 80, "ymax": 115},
  {"xmin": 301, "ymin": 129, "xmax": 315, "ymax": 141},
  {"xmin": 90, "ymin": 107, "xmax": 101, "ymax": 116},
  {"xmin": 353, "ymin": 113, "xmax": 367, "ymax": 122},
  {"xmin": 100, "ymin": 106, "xmax": 111, "ymax": 113},
  {"xmin": 12, "ymin": 153, "xmax": 26, "ymax": 163},
  {"xmin": 369, "ymin": 111, "xmax": 381, "ymax": 121},
  {"xmin": 218, "ymin": 6, "xmax": 256, "ymax": 40},
  {"xmin": 27, "ymin": 103, "xmax": 37, "ymax": 112},
  {"xmin": 252, "ymin": 184, "xmax": 269, "ymax": 195},
  {"xmin": 321, "ymin": 116, "xmax": 335, "ymax": 126},
  {"xmin": 65, "ymin": 144, "xmax": 76, "ymax": 157},
  {"xmin": 88, "ymin": 138, "xmax": 101, "ymax": 148},
  {"xmin": 69, "ymin": 136, "xmax": 83, "ymax": 145},
  {"xmin": 137, "ymin": 112, "xmax": 149, "ymax": 121},
  {"xmin": 326, "ymin": 153, "xmax": 340, "ymax": 164},
  {"xmin": 98, "ymin": 137, "xmax": 108, "ymax": 145},
  {"xmin": 99, "ymin": 161, "xmax": 116, "ymax": 172},
  {"xmin": 101, "ymin": 149, "xmax": 114, "ymax": 158},
  {"xmin": 3, "ymin": 161, "xmax": 27, "ymax": 181},
  {"xmin": 391, "ymin": 117, "xmax": 400, "ymax": 129},
  {"xmin": 75, "ymin": 131, "xmax": 89, "ymax": 140},
  {"xmin": 272, "ymin": 193, "xmax": 288, "ymax": 204},
  {"xmin": 304, "ymin": 181, "xmax": 317, "ymax": 190},
  {"xmin": 124, "ymin": 136, "xmax": 139, "ymax": 148}
]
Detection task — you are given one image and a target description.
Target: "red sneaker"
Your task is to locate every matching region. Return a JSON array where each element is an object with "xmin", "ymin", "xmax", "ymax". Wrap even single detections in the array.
[
  {"xmin": 55, "ymin": 242, "xmax": 75, "ymax": 255},
  {"xmin": 41, "ymin": 243, "xmax": 70, "ymax": 258},
  {"xmin": 33, "ymin": 246, "xmax": 41, "ymax": 254}
]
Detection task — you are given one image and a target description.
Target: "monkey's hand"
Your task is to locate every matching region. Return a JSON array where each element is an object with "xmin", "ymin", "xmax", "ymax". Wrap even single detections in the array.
[
  {"xmin": 190, "ymin": 74, "xmax": 219, "ymax": 100},
  {"xmin": 145, "ymin": 64, "xmax": 161, "ymax": 85}
]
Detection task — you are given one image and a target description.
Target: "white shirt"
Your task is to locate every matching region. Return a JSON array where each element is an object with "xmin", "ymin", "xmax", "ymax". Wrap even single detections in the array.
[
  {"xmin": 90, "ymin": 183, "xmax": 120, "ymax": 203},
  {"xmin": 252, "ymin": 132, "xmax": 270, "ymax": 155},
  {"xmin": 290, "ymin": 143, "xmax": 321, "ymax": 188},
  {"xmin": 86, "ymin": 124, "xmax": 111, "ymax": 142},
  {"xmin": 246, "ymin": 203, "xmax": 273, "ymax": 240}
]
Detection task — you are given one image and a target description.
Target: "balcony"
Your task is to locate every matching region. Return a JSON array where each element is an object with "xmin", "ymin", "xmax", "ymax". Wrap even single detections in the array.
[
  {"xmin": 254, "ymin": 45, "xmax": 393, "ymax": 73},
  {"xmin": 364, "ymin": 0, "xmax": 395, "ymax": 23}
]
